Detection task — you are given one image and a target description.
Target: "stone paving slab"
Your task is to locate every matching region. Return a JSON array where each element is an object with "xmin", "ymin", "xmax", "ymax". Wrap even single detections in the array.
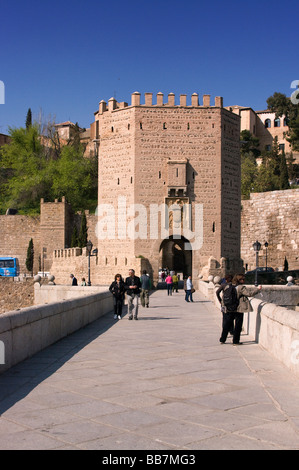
[{"xmin": 1, "ymin": 289, "xmax": 299, "ymax": 450}]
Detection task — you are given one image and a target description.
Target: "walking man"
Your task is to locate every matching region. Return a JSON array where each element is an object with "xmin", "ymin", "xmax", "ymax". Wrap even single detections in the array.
[
  {"xmin": 70, "ymin": 274, "xmax": 77, "ymax": 286},
  {"xmin": 125, "ymin": 269, "xmax": 141, "ymax": 320},
  {"xmin": 140, "ymin": 270, "xmax": 151, "ymax": 308},
  {"xmin": 185, "ymin": 275, "xmax": 194, "ymax": 302}
]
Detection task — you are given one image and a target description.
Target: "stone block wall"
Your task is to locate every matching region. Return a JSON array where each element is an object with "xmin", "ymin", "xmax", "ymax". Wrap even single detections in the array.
[
  {"xmin": 0, "ymin": 214, "xmax": 41, "ymax": 274},
  {"xmin": 0, "ymin": 199, "xmax": 97, "ymax": 277},
  {"xmin": 241, "ymin": 189, "xmax": 299, "ymax": 271}
]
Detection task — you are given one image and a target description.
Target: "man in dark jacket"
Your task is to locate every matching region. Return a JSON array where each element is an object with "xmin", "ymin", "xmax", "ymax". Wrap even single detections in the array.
[
  {"xmin": 70, "ymin": 274, "xmax": 78, "ymax": 286},
  {"xmin": 216, "ymin": 275, "xmax": 236, "ymax": 344},
  {"xmin": 140, "ymin": 270, "xmax": 151, "ymax": 308},
  {"xmin": 125, "ymin": 269, "xmax": 141, "ymax": 320}
]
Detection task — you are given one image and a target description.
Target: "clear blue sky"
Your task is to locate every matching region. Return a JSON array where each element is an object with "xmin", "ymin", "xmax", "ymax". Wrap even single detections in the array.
[{"xmin": 0, "ymin": 0, "xmax": 298, "ymax": 134}]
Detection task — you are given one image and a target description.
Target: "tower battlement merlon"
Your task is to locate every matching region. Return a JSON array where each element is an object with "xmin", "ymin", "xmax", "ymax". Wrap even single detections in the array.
[
  {"xmin": 97, "ymin": 92, "xmax": 224, "ymax": 112},
  {"xmin": 129, "ymin": 92, "xmax": 223, "ymax": 108}
]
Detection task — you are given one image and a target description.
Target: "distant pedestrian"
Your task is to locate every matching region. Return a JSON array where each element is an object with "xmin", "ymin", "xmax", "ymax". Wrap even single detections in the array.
[
  {"xmin": 172, "ymin": 272, "xmax": 179, "ymax": 293},
  {"xmin": 161, "ymin": 271, "xmax": 165, "ymax": 282},
  {"xmin": 125, "ymin": 269, "xmax": 141, "ymax": 320},
  {"xmin": 140, "ymin": 270, "xmax": 151, "ymax": 308},
  {"xmin": 70, "ymin": 274, "xmax": 77, "ymax": 286},
  {"xmin": 286, "ymin": 276, "xmax": 294, "ymax": 286},
  {"xmin": 184, "ymin": 275, "xmax": 194, "ymax": 302},
  {"xmin": 165, "ymin": 273, "xmax": 173, "ymax": 295},
  {"xmin": 109, "ymin": 274, "xmax": 125, "ymax": 320},
  {"xmin": 81, "ymin": 277, "xmax": 87, "ymax": 286}
]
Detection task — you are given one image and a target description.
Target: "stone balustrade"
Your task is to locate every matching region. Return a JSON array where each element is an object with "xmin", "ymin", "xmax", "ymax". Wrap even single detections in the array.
[{"xmin": 0, "ymin": 287, "xmax": 113, "ymax": 374}]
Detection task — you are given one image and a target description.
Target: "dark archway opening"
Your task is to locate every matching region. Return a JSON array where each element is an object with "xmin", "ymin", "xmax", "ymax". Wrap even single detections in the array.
[{"xmin": 159, "ymin": 236, "xmax": 192, "ymax": 278}]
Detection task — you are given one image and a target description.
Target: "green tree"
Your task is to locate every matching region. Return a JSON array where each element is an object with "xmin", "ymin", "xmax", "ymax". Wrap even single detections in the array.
[
  {"xmin": 25, "ymin": 108, "xmax": 32, "ymax": 130},
  {"xmin": 241, "ymin": 151, "xmax": 258, "ymax": 198},
  {"xmin": 279, "ymin": 152, "xmax": 290, "ymax": 190},
  {"xmin": 252, "ymin": 163, "xmax": 279, "ymax": 193},
  {"xmin": 267, "ymin": 91, "xmax": 299, "ymax": 151},
  {"xmin": 25, "ymin": 238, "xmax": 34, "ymax": 274},
  {"xmin": 78, "ymin": 212, "xmax": 88, "ymax": 248},
  {"xmin": 50, "ymin": 144, "xmax": 97, "ymax": 212},
  {"xmin": 240, "ymin": 130, "xmax": 260, "ymax": 158},
  {"xmin": 0, "ymin": 125, "xmax": 52, "ymax": 214},
  {"xmin": 71, "ymin": 225, "xmax": 79, "ymax": 248},
  {"xmin": 253, "ymin": 137, "xmax": 289, "ymax": 193},
  {"xmin": 0, "ymin": 121, "xmax": 98, "ymax": 215}
]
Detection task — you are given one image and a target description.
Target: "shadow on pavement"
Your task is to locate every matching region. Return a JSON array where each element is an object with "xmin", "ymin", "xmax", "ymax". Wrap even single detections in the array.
[{"xmin": 0, "ymin": 310, "xmax": 117, "ymax": 416}]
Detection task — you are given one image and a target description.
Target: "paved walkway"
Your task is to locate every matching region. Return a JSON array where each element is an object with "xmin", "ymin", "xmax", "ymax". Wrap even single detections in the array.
[{"xmin": 1, "ymin": 289, "xmax": 299, "ymax": 450}]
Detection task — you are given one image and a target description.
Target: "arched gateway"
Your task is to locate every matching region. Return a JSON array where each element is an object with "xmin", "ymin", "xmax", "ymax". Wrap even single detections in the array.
[{"xmin": 159, "ymin": 236, "xmax": 192, "ymax": 278}]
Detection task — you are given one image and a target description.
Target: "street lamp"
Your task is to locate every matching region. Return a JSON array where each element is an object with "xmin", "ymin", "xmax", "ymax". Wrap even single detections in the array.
[
  {"xmin": 264, "ymin": 241, "xmax": 269, "ymax": 272},
  {"xmin": 253, "ymin": 240, "xmax": 261, "ymax": 286},
  {"xmin": 86, "ymin": 240, "xmax": 98, "ymax": 286}
]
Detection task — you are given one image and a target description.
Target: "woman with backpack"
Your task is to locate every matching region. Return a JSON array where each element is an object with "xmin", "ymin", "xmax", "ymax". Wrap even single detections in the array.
[
  {"xmin": 216, "ymin": 274, "xmax": 262, "ymax": 345},
  {"xmin": 232, "ymin": 274, "xmax": 262, "ymax": 345},
  {"xmin": 216, "ymin": 275, "xmax": 237, "ymax": 344}
]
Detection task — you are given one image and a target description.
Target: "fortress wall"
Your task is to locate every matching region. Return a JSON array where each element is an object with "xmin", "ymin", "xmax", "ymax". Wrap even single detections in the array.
[
  {"xmin": 0, "ymin": 215, "xmax": 41, "ymax": 273},
  {"xmin": 241, "ymin": 189, "xmax": 299, "ymax": 271}
]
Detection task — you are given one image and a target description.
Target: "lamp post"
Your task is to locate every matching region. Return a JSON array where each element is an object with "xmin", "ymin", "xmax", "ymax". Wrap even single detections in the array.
[
  {"xmin": 253, "ymin": 240, "xmax": 261, "ymax": 286},
  {"xmin": 264, "ymin": 241, "xmax": 269, "ymax": 272},
  {"xmin": 86, "ymin": 240, "xmax": 98, "ymax": 286}
]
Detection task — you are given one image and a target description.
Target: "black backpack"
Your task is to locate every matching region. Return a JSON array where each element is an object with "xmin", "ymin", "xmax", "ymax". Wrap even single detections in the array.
[{"xmin": 222, "ymin": 284, "xmax": 239, "ymax": 312}]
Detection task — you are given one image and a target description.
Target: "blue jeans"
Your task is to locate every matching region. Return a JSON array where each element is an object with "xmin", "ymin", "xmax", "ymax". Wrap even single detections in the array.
[
  {"xmin": 185, "ymin": 290, "xmax": 193, "ymax": 302},
  {"xmin": 167, "ymin": 283, "xmax": 173, "ymax": 295}
]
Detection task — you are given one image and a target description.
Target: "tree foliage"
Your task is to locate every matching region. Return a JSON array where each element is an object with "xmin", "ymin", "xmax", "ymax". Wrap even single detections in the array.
[
  {"xmin": 78, "ymin": 212, "xmax": 88, "ymax": 248},
  {"xmin": 25, "ymin": 238, "xmax": 34, "ymax": 273},
  {"xmin": 0, "ymin": 119, "xmax": 98, "ymax": 215},
  {"xmin": 267, "ymin": 91, "xmax": 299, "ymax": 151},
  {"xmin": 241, "ymin": 132, "xmax": 290, "ymax": 197},
  {"xmin": 25, "ymin": 108, "xmax": 32, "ymax": 130}
]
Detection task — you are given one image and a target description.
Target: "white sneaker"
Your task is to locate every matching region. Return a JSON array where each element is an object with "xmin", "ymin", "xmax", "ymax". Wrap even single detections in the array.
[
  {"xmin": 118, "ymin": 315, "xmax": 121, "ymax": 320},
  {"xmin": 114, "ymin": 314, "xmax": 117, "ymax": 319}
]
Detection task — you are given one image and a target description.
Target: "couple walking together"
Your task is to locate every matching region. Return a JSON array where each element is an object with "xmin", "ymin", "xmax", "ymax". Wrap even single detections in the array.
[
  {"xmin": 109, "ymin": 269, "xmax": 151, "ymax": 320},
  {"xmin": 216, "ymin": 274, "xmax": 262, "ymax": 345}
]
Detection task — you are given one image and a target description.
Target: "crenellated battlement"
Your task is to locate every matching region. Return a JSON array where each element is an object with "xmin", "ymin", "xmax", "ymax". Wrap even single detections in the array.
[{"xmin": 97, "ymin": 92, "xmax": 223, "ymax": 114}]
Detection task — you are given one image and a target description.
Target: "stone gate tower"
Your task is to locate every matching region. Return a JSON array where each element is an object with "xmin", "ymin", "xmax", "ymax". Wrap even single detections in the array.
[{"xmin": 90, "ymin": 91, "xmax": 242, "ymax": 283}]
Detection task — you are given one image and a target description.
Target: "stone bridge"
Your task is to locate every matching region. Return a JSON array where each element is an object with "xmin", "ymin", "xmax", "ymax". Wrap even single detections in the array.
[{"xmin": 0, "ymin": 289, "xmax": 299, "ymax": 450}]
